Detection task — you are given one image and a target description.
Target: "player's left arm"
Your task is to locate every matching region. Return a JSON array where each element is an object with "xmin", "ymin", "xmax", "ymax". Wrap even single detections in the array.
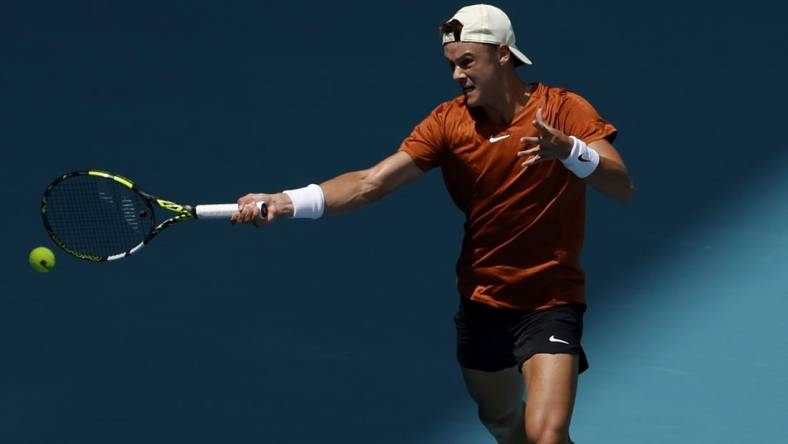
[
  {"xmin": 581, "ymin": 138, "xmax": 634, "ymax": 202},
  {"xmin": 519, "ymin": 108, "xmax": 634, "ymax": 203}
]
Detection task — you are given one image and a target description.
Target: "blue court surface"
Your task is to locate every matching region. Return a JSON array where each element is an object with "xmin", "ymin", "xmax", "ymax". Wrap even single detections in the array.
[{"xmin": 2, "ymin": 1, "xmax": 787, "ymax": 443}]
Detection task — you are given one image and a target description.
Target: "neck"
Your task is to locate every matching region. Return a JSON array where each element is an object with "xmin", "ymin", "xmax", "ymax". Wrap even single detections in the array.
[{"xmin": 481, "ymin": 75, "xmax": 531, "ymax": 126}]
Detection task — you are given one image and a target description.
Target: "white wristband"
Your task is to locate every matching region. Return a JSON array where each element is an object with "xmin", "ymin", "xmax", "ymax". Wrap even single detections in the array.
[
  {"xmin": 561, "ymin": 136, "xmax": 600, "ymax": 179},
  {"xmin": 282, "ymin": 184, "xmax": 325, "ymax": 219}
]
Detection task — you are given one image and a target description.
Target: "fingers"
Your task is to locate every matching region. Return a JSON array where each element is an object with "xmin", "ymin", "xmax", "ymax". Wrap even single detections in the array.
[
  {"xmin": 233, "ymin": 195, "xmax": 256, "ymax": 224},
  {"xmin": 518, "ymin": 133, "xmax": 541, "ymax": 166},
  {"xmin": 520, "ymin": 136, "xmax": 539, "ymax": 146},
  {"xmin": 532, "ymin": 107, "xmax": 554, "ymax": 135},
  {"xmin": 231, "ymin": 194, "xmax": 269, "ymax": 227},
  {"xmin": 231, "ymin": 204, "xmax": 253, "ymax": 224},
  {"xmin": 236, "ymin": 193, "xmax": 257, "ymax": 207},
  {"xmin": 525, "ymin": 108, "xmax": 555, "ymax": 145},
  {"xmin": 518, "ymin": 108, "xmax": 562, "ymax": 168},
  {"xmin": 532, "ymin": 107, "xmax": 545, "ymax": 130},
  {"xmin": 517, "ymin": 145, "xmax": 542, "ymax": 167},
  {"xmin": 521, "ymin": 154, "xmax": 542, "ymax": 167},
  {"xmin": 517, "ymin": 147, "xmax": 540, "ymax": 157},
  {"xmin": 239, "ymin": 201, "xmax": 260, "ymax": 223}
]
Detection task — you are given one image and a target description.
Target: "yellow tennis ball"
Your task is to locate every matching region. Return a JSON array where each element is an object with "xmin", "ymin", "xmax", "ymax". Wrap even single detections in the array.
[{"xmin": 29, "ymin": 246, "xmax": 56, "ymax": 273}]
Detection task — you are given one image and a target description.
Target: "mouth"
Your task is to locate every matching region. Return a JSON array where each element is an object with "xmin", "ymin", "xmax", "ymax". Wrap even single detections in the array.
[{"xmin": 462, "ymin": 85, "xmax": 476, "ymax": 95}]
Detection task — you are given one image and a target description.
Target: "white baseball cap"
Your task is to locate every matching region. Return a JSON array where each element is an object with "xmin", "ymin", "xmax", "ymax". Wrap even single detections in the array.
[{"xmin": 442, "ymin": 4, "xmax": 532, "ymax": 66}]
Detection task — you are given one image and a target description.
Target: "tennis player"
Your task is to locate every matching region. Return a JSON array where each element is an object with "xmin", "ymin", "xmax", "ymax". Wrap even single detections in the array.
[{"xmin": 232, "ymin": 5, "xmax": 633, "ymax": 443}]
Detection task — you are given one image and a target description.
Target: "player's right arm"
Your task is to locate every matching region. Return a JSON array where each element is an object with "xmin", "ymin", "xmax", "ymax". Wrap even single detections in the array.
[{"xmin": 230, "ymin": 151, "xmax": 424, "ymax": 225}]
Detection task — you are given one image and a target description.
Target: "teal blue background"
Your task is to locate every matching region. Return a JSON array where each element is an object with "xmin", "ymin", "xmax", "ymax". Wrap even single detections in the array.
[{"xmin": 2, "ymin": 1, "xmax": 787, "ymax": 443}]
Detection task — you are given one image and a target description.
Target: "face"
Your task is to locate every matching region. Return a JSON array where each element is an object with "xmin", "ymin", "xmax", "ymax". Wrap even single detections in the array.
[{"xmin": 443, "ymin": 42, "xmax": 506, "ymax": 108}]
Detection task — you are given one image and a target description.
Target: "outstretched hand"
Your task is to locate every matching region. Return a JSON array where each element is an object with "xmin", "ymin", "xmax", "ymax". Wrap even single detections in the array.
[{"xmin": 517, "ymin": 108, "xmax": 574, "ymax": 167}]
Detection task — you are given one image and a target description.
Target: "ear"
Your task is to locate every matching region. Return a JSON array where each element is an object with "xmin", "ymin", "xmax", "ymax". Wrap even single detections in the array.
[{"xmin": 497, "ymin": 44, "xmax": 512, "ymax": 66}]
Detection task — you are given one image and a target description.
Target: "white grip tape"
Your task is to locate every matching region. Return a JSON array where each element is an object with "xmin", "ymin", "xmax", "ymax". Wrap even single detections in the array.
[{"xmin": 195, "ymin": 201, "xmax": 265, "ymax": 219}]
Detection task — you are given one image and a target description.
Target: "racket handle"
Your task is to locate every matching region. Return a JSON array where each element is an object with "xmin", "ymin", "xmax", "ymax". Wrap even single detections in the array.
[{"xmin": 194, "ymin": 201, "xmax": 267, "ymax": 219}]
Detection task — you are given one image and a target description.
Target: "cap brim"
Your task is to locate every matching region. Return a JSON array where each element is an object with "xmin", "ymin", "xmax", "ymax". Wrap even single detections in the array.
[{"xmin": 509, "ymin": 46, "xmax": 532, "ymax": 65}]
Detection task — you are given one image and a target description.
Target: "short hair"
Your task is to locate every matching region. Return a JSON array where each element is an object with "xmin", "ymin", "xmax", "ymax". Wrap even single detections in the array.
[{"xmin": 439, "ymin": 19, "xmax": 463, "ymax": 43}]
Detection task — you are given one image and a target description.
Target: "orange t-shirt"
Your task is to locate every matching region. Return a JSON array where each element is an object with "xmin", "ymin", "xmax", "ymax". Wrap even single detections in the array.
[{"xmin": 398, "ymin": 83, "xmax": 617, "ymax": 311}]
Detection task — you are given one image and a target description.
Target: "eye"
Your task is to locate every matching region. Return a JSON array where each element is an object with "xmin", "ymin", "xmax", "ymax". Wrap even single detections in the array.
[{"xmin": 458, "ymin": 58, "xmax": 473, "ymax": 69}]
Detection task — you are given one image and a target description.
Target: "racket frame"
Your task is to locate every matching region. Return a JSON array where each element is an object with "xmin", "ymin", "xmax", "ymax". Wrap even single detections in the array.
[{"xmin": 42, "ymin": 170, "xmax": 197, "ymax": 262}]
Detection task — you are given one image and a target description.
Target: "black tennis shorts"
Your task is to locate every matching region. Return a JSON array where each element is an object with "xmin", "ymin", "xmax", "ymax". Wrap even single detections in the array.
[{"xmin": 454, "ymin": 298, "xmax": 589, "ymax": 373}]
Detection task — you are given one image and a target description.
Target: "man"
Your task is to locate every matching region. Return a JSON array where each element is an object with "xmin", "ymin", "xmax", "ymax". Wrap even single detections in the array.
[{"xmin": 231, "ymin": 4, "xmax": 633, "ymax": 444}]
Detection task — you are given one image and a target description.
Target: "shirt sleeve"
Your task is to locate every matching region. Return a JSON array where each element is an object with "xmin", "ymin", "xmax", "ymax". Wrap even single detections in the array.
[
  {"xmin": 397, "ymin": 102, "xmax": 450, "ymax": 171},
  {"xmin": 553, "ymin": 92, "xmax": 618, "ymax": 144}
]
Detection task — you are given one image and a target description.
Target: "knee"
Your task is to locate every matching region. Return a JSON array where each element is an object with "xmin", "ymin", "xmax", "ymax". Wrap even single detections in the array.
[
  {"xmin": 478, "ymin": 405, "xmax": 523, "ymax": 438},
  {"xmin": 525, "ymin": 422, "xmax": 569, "ymax": 444}
]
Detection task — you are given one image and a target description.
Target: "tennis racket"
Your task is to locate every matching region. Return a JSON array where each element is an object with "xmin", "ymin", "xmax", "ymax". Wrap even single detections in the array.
[{"xmin": 41, "ymin": 170, "xmax": 265, "ymax": 261}]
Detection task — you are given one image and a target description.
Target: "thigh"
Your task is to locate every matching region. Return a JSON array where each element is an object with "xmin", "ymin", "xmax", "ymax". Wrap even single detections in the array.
[
  {"xmin": 461, "ymin": 366, "xmax": 524, "ymax": 417},
  {"xmin": 511, "ymin": 303, "xmax": 589, "ymax": 374},
  {"xmin": 522, "ymin": 353, "xmax": 578, "ymax": 438}
]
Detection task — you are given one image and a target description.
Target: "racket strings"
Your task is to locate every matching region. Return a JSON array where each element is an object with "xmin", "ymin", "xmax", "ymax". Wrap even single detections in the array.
[{"xmin": 44, "ymin": 175, "xmax": 154, "ymax": 257}]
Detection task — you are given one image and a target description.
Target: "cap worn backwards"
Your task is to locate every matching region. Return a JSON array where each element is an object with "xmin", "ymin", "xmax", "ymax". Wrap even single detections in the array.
[{"xmin": 442, "ymin": 4, "xmax": 532, "ymax": 66}]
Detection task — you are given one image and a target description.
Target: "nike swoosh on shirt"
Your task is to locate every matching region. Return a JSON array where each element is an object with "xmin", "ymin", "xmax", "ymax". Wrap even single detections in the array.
[
  {"xmin": 549, "ymin": 335, "xmax": 570, "ymax": 345},
  {"xmin": 489, "ymin": 134, "xmax": 511, "ymax": 143}
]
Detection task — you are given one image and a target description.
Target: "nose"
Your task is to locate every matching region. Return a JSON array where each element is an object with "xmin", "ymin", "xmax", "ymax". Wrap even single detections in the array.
[{"xmin": 452, "ymin": 66, "xmax": 467, "ymax": 83}]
